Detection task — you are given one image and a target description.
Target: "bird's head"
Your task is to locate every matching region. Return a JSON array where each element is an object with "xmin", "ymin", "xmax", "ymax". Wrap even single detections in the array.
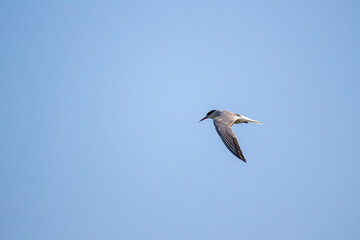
[{"xmin": 199, "ymin": 110, "xmax": 218, "ymax": 122}]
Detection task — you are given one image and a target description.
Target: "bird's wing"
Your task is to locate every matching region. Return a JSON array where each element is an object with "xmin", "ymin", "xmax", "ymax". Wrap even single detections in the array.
[{"xmin": 213, "ymin": 119, "xmax": 246, "ymax": 162}]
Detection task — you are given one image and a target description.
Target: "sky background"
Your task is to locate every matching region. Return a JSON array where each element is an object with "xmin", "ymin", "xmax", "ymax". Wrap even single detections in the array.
[{"xmin": 1, "ymin": 0, "xmax": 360, "ymax": 239}]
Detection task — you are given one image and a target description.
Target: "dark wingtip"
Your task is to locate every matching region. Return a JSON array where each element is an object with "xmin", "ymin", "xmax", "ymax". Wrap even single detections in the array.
[
  {"xmin": 238, "ymin": 154, "xmax": 246, "ymax": 163},
  {"xmin": 237, "ymin": 153, "xmax": 246, "ymax": 163}
]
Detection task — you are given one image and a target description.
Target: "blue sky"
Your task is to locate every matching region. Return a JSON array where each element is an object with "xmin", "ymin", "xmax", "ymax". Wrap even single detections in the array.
[{"xmin": 1, "ymin": 0, "xmax": 360, "ymax": 239}]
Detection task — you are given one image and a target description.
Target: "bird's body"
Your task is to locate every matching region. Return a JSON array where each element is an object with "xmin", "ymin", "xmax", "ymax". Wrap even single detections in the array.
[{"xmin": 200, "ymin": 110, "xmax": 261, "ymax": 162}]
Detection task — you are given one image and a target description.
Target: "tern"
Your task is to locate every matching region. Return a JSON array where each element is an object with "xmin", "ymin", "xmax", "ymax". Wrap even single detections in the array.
[{"xmin": 200, "ymin": 110, "xmax": 261, "ymax": 162}]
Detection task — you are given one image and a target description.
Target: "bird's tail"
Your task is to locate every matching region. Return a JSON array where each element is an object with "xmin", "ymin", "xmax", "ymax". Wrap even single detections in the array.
[
  {"xmin": 249, "ymin": 119, "xmax": 262, "ymax": 124},
  {"xmin": 239, "ymin": 115, "xmax": 262, "ymax": 124}
]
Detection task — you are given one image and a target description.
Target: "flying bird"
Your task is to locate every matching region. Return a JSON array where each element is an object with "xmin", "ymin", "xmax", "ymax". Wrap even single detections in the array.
[{"xmin": 200, "ymin": 110, "xmax": 261, "ymax": 162}]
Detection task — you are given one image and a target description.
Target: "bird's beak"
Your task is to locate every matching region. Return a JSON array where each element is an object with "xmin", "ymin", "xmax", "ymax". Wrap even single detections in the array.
[{"xmin": 199, "ymin": 117, "xmax": 207, "ymax": 122}]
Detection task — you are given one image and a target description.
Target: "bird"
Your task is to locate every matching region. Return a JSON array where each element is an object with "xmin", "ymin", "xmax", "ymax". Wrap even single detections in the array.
[{"xmin": 199, "ymin": 110, "xmax": 261, "ymax": 162}]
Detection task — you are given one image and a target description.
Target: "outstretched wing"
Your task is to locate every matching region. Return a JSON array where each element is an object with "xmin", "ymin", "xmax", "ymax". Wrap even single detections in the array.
[{"xmin": 213, "ymin": 120, "xmax": 246, "ymax": 162}]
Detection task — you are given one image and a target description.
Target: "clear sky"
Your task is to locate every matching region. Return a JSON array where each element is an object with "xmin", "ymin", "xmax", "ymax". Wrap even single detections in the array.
[{"xmin": 1, "ymin": 0, "xmax": 360, "ymax": 239}]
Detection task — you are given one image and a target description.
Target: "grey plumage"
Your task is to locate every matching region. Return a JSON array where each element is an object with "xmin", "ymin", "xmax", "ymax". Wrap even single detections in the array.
[{"xmin": 200, "ymin": 110, "xmax": 261, "ymax": 162}]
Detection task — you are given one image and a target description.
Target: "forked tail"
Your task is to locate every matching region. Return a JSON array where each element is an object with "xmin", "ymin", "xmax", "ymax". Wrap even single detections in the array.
[
  {"xmin": 238, "ymin": 115, "xmax": 262, "ymax": 124},
  {"xmin": 249, "ymin": 119, "xmax": 262, "ymax": 124}
]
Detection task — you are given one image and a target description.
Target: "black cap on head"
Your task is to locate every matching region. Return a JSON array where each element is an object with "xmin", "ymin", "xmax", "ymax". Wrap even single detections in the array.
[{"xmin": 206, "ymin": 110, "xmax": 216, "ymax": 116}]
